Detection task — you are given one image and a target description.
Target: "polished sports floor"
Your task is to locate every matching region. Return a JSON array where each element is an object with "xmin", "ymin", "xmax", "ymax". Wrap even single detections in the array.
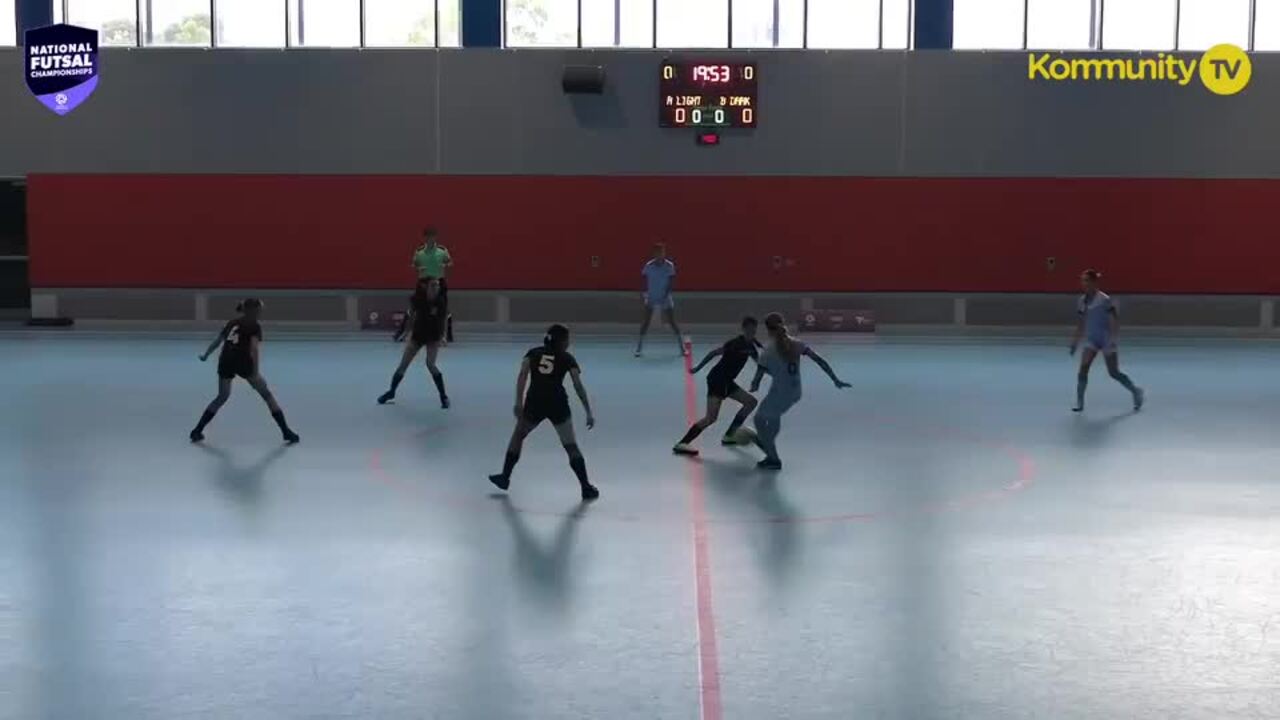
[{"xmin": 2, "ymin": 330, "xmax": 1278, "ymax": 720}]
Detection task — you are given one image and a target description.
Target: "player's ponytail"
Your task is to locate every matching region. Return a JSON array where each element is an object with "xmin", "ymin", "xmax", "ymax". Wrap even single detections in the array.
[{"xmin": 544, "ymin": 323, "xmax": 570, "ymax": 350}]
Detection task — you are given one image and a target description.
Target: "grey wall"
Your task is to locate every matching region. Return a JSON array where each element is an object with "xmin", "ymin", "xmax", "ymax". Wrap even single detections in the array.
[{"xmin": 2, "ymin": 48, "xmax": 1279, "ymax": 177}]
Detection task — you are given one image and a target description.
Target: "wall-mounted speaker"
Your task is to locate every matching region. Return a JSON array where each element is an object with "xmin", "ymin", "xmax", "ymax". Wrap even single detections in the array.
[{"xmin": 562, "ymin": 65, "xmax": 606, "ymax": 94}]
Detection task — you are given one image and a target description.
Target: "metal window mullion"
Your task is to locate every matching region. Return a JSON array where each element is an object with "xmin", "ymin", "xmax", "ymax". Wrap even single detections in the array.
[
  {"xmin": 299, "ymin": 0, "xmax": 305, "ymax": 45},
  {"xmin": 577, "ymin": 0, "xmax": 582, "ymax": 47},
  {"xmin": 1096, "ymin": 0, "xmax": 1104, "ymax": 50},
  {"xmin": 878, "ymin": 0, "xmax": 884, "ymax": 49},
  {"xmin": 651, "ymin": 0, "xmax": 656, "ymax": 48},
  {"xmin": 145, "ymin": 0, "xmax": 153, "ymax": 45},
  {"xmin": 907, "ymin": 0, "xmax": 914, "ymax": 50},
  {"xmin": 728, "ymin": 0, "xmax": 733, "ymax": 48},
  {"xmin": 772, "ymin": 0, "xmax": 780, "ymax": 47},
  {"xmin": 134, "ymin": 0, "xmax": 142, "ymax": 45},
  {"xmin": 802, "ymin": 0, "xmax": 807, "ymax": 47},
  {"xmin": 1021, "ymin": 0, "xmax": 1028, "ymax": 49},
  {"xmin": 1173, "ymin": 0, "xmax": 1181, "ymax": 50},
  {"xmin": 434, "ymin": 0, "xmax": 439, "ymax": 47},
  {"xmin": 211, "ymin": 0, "xmax": 218, "ymax": 47},
  {"xmin": 285, "ymin": 0, "xmax": 291, "ymax": 47},
  {"xmin": 1249, "ymin": 0, "xmax": 1257, "ymax": 50},
  {"xmin": 359, "ymin": 0, "xmax": 366, "ymax": 46}
]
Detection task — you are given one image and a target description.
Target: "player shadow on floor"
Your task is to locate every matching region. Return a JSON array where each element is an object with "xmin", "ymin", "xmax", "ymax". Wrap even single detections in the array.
[
  {"xmin": 1067, "ymin": 410, "xmax": 1138, "ymax": 450},
  {"xmin": 197, "ymin": 443, "xmax": 292, "ymax": 510},
  {"xmin": 697, "ymin": 453, "xmax": 803, "ymax": 589},
  {"xmin": 492, "ymin": 495, "xmax": 592, "ymax": 615}
]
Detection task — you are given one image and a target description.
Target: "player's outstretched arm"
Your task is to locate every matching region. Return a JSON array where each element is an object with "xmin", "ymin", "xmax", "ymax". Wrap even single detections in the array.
[
  {"xmin": 569, "ymin": 368, "xmax": 595, "ymax": 429},
  {"xmin": 804, "ymin": 347, "xmax": 850, "ymax": 389},
  {"xmin": 690, "ymin": 347, "xmax": 722, "ymax": 374},
  {"xmin": 749, "ymin": 363, "xmax": 768, "ymax": 392},
  {"xmin": 514, "ymin": 359, "xmax": 531, "ymax": 418},
  {"xmin": 199, "ymin": 324, "xmax": 228, "ymax": 361}
]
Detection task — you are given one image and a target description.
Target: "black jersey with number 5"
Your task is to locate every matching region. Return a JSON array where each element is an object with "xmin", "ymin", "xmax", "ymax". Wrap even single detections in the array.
[
  {"xmin": 219, "ymin": 317, "xmax": 262, "ymax": 363},
  {"xmin": 524, "ymin": 346, "xmax": 579, "ymax": 401}
]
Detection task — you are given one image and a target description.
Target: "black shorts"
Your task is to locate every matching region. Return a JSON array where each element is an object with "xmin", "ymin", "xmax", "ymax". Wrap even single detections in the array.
[
  {"xmin": 706, "ymin": 374, "xmax": 742, "ymax": 400},
  {"xmin": 218, "ymin": 355, "xmax": 255, "ymax": 380},
  {"xmin": 411, "ymin": 320, "xmax": 444, "ymax": 346},
  {"xmin": 523, "ymin": 396, "xmax": 572, "ymax": 427}
]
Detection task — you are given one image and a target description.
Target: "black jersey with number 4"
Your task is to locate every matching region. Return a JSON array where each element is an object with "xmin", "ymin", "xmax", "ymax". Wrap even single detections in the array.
[
  {"xmin": 524, "ymin": 346, "xmax": 579, "ymax": 401},
  {"xmin": 219, "ymin": 317, "xmax": 262, "ymax": 362},
  {"xmin": 707, "ymin": 335, "xmax": 761, "ymax": 383}
]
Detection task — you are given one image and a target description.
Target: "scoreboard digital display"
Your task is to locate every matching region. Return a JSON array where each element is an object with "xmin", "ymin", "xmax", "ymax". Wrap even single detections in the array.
[{"xmin": 659, "ymin": 61, "xmax": 757, "ymax": 129}]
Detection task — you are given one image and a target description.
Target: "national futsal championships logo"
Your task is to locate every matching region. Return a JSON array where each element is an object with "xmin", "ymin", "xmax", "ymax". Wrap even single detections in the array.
[
  {"xmin": 1027, "ymin": 43, "xmax": 1251, "ymax": 96},
  {"xmin": 24, "ymin": 23, "xmax": 100, "ymax": 115}
]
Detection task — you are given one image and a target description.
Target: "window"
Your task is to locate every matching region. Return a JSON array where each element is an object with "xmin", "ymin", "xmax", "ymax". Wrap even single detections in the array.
[
  {"xmin": 216, "ymin": 0, "xmax": 286, "ymax": 47},
  {"xmin": 1257, "ymin": 0, "xmax": 1280, "ymax": 50},
  {"xmin": 1102, "ymin": 0, "xmax": 1175, "ymax": 50},
  {"xmin": 289, "ymin": 0, "xmax": 359, "ymax": 46},
  {"xmin": 438, "ymin": 0, "xmax": 461, "ymax": 46},
  {"xmin": 506, "ymin": 0, "xmax": 577, "ymax": 46},
  {"xmin": 1027, "ymin": 0, "xmax": 1094, "ymax": 50},
  {"xmin": 366, "ymin": 0, "xmax": 433, "ymax": 46},
  {"xmin": 68, "ymin": 0, "xmax": 137, "ymax": 46},
  {"xmin": 144, "ymin": 0, "xmax": 211, "ymax": 46},
  {"xmin": 1178, "ymin": 0, "xmax": 1249, "ymax": 51},
  {"xmin": 581, "ymin": 0, "xmax": 653, "ymax": 47},
  {"xmin": 806, "ymin": 0, "xmax": 879, "ymax": 48},
  {"xmin": 2, "ymin": 0, "xmax": 14, "ymax": 46},
  {"xmin": 657, "ymin": 0, "xmax": 727, "ymax": 48},
  {"xmin": 953, "ymin": 0, "xmax": 1025, "ymax": 49},
  {"xmin": 882, "ymin": 0, "xmax": 912, "ymax": 49},
  {"xmin": 731, "ymin": 0, "xmax": 803, "ymax": 48}
]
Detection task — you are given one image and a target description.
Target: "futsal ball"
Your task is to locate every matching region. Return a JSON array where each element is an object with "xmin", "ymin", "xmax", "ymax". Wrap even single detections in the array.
[{"xmin": 732, "ymin": 427, "xmax": 758, "ymax": 445}]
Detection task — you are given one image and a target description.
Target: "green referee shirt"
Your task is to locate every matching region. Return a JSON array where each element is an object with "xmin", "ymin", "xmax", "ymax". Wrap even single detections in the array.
[{"xmin": 413, "ymin": 244, "xmax": 451, "ymax": 279}]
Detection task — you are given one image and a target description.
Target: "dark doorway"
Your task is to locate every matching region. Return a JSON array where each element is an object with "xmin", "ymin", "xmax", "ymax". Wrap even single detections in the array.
[{"xmin": 0, "ymin": 179, "xmax": 30, "ymax": 314}]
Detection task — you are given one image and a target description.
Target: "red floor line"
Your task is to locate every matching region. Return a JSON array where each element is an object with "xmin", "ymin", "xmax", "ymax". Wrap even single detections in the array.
[{"xmin": 683, "ymin": 340, "xmax": 724, "ymax": 720}]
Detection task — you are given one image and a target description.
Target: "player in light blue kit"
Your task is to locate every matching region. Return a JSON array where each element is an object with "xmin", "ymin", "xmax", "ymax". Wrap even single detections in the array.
[
  {"xmin": 634, "ymin": 242, "xmax": 687, "ymax": 357},
  {"xmin": 745, "ymin": 313, "xmax": 850, "ymax": 470},
  {"xmin": 1070, "ymin": 269, "xmax": 1145, "ymax": 413}
]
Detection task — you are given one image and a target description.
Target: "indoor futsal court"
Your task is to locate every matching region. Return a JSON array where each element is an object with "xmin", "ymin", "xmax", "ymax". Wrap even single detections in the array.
[
  {"xmin": 5, "ymin": 0, "xmax": 1280, "ymax": 719},
  {"xmin": 2, "ymin": 332, "xmax": 1278, "ymax": 719}
]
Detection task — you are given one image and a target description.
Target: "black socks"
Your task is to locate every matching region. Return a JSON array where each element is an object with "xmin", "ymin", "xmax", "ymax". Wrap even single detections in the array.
[
  {"xmin": 569, "ymin": 456, "xmax": 589, "ymax": 486},
  {"xmin": 389, "ymin": 370, "xmax": 405, "ymax": 395},
  {"xmin": 502, "ymin": 451, "xmax": 520, "ymax": 478},
  {"xmin": 678, "ymin": 421, "xmax": 706, "ymax": 446},
  {"xmin": 194, "ymin": 408, "xmax": 216, "ymax": 434},
  {"xmin": 431, "ymin": 370, "xmax": 447, "ymax": 399},
  {"xmin": 271, "ymin": 409, "xmax": 292, "ymax": 433}
]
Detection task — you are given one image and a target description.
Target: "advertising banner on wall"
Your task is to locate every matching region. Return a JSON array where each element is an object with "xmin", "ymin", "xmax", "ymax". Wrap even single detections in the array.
[{"xmin": 24, "ymin": 24, "xmax": 100, "ymax": 115}]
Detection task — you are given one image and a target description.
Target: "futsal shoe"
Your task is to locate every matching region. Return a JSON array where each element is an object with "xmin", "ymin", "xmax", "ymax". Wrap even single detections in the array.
[
  {"xmin": 673, "ymin": 443, "xmax": 699, "ymax": 456},
  {"xmin": 1134, "ymin": 388, "xmax": 1145, "ymax": 412},
  {"xmin": 377, "ymin": 390, "xmax": 395, "ymax": 405},
  {"xmin": 757, "ymin": 458, "xmax": 782, "ymax": 471},
  {"xmin": 733, "ymin": 427, "xmax": 758, "ymax": 446},
  {"xmin": 489, "ymin": 474, "xmax": 511, "ymax": 491},
  {"xmin": 581, "ymin": 483, "xmax": 600, "ymax": 501},
  {"xmin": 441, "ymin": 395, "xmax": 451, "ymax": 410},
  {"xmin": 283, "ymin": 430, "xmax": 301, "ymax": 445},
  {"xmin": 189, "ymin": 429, "xmax": 204, "ymax": 443}
]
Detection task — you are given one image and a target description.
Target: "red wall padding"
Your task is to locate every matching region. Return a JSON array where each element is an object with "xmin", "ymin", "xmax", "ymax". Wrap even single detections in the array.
[{"xmin": 26, "ymin": 174, "xmax": 1280, "ymax": 293}]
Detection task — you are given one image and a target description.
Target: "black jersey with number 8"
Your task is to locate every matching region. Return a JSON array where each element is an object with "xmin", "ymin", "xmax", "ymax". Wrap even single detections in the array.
[{"xmin": 524, "ymin": 346, "xmax": 579, "ymax": 401}]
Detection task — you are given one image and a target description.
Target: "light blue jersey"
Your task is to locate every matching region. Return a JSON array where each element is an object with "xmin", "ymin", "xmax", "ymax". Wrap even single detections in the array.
[
  {"xmin": 758, "ymin": 341, "xmax": 806, "ymax": 417},
  {"xmin": 642, "ymin": 259, "xmax": 676, "ymax": 308},
  {"xmin": 1078, "ymin": 291, "xmax": 1116, "ymax": 350}
]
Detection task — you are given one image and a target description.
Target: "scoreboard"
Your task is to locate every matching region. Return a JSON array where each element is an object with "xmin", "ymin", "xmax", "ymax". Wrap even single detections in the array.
[{"xmin": 659, "ymin": 61, "xmax": 758, "ymax": 129}]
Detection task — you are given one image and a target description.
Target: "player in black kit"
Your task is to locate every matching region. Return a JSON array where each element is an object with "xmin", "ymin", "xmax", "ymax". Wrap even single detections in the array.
[
  {"xmin": 673, "ymin": 316, "xmax": 762, "ymax": 456},
  {"xmin": 378, "ymin": 277, "xmax": 450, "ymax": 408},
  {"xmin": 489, "ymin": 324, "xmax": 599, "ymax": 501},
  {"xmin": 190, "ymin": 298, "xmax": 300, "ymax": 444}
]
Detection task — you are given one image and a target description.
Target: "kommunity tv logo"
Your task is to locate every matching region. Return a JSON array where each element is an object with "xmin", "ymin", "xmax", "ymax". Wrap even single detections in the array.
[{"xmin": 1028, "ymin": 43, "xmax": 1252, "ymax": 96}]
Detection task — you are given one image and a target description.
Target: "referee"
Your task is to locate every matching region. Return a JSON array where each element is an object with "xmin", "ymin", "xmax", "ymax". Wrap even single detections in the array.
[{"xmin": 412, "ymin": 227, "xmax": 453, "ymax": 341}]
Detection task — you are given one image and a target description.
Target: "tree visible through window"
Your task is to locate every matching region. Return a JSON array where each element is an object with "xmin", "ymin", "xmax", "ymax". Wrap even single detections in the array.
[
  {"xmin": 506, "ymin": 0, "xmax": 577, "ymax": 46},
  {"xmin": 68, "ymin": 0, "xmax": 137, "ymax": 46}
]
